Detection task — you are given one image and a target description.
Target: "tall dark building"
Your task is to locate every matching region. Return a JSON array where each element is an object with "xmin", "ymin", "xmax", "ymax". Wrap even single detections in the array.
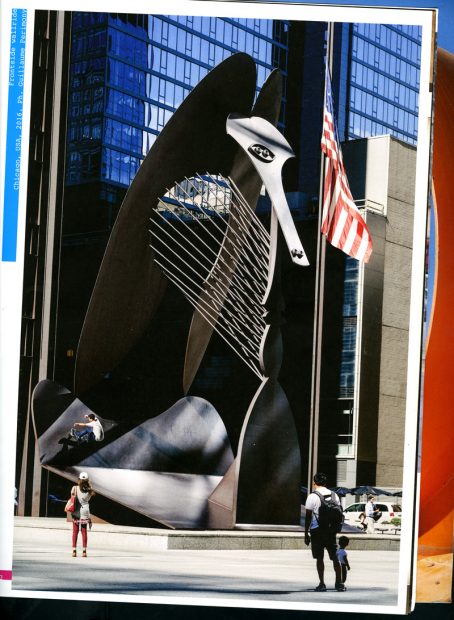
[{"xmin": 16, "ymin": 11, "xmax": 71, "ymax": 516}]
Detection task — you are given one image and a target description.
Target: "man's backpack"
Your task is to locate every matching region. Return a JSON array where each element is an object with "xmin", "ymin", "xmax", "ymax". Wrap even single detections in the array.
[{"xmin": 314, "ymin": 491, "xmax": 344, "ymax": 533}]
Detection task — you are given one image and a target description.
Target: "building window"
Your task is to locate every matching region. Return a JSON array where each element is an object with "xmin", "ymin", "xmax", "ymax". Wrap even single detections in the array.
[
  {"xmin": 349, "ymin": 24, "xmax": 421, "ymax": 144},
  {"xmin": 336, "ymin": 403, "xmax": 354, "ymax": 457}
]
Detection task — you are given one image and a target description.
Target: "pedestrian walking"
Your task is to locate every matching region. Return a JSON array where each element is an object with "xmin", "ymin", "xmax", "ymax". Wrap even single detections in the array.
[
  {"xmin": 304, "ymin": 472, "xmax": 344, "ymax": 591},
  {"xmin": 365, "ymin": 494, "xmax": 380, "ymax": 533},
  {"xmin": 70, "ymin": 472, "xmax": 95, "ymax": 557},
  {"xmin": 336, "ymin": 536, "xmax": 351, "ymax": 589}
]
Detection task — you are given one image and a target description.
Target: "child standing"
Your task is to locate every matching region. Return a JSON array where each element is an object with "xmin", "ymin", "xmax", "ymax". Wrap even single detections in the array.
[{"xmin": 336, "ymin": 536, "xmax": 351, "ymax": 591}]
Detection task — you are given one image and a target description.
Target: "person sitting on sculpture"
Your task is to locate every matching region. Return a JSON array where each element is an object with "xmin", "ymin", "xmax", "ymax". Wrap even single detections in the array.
[{"xmin": 70, "ymin": 414, "xmax": 104, "ymax": 444}]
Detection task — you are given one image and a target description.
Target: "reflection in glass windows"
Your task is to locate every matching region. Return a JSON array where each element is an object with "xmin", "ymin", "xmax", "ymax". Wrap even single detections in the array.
[
  {"xmin": 342, "ymin": 257, "xmax": 359, "ymax": 317},
  {"xmin": 101, "ymin": 147, "xmax": 141, "ymax": 186},
  {"xmin": 67, "ymin": 12, "xmax": 289, "ymax": 188},
  {"xmin": 339, "ymin": 317, "xmax": 357, "ymax": 399},
  {"xmin": 348, "ymin": 23, "xmax": 421, "ymax": 145},
  {"xmin": 339, "ymin": 258, "xmax": 359, "ymax": 399}
]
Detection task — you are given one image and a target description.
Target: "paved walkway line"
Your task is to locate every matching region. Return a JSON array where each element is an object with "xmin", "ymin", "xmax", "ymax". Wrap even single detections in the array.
[{"xmin": 14, "ymin": 517, "xmax": 400, "ymax": 551}]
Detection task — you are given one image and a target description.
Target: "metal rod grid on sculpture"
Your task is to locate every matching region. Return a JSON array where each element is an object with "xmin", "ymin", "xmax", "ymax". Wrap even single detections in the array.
[
  {"xmin": 154, "ymin": 177, "xmax": 270, "ymax": 316},
  {"xmin": 157, "ymin": 174, "xmax": 270, "ymax": 311},
  {"xmin": 205, "ymin": 175, "xmax": 272, "ymax": 294},
  {"xmin": 221, "ymin": 175, "xmax": 271, "ymax": 248},
  {"xmin": 151, "ymin": 204, "xmax": 266, "ymax": 322},
  {"xmin": 160, "ymin": 175, "xmax": 270, "ymax": 321},
  {"xmin": 150, "ymin": 207, "xmax": 265, "ymax": 339},
  {"xmin": 149, "ymin": 228, "xmax": 264, "ymax": 356},
  {"xmin": 191, "ymin": 174, "xmax": 271, "ymax": 271},
  {"xmin": 198, "ymin": 183, "xmax": 271, "ymax": 276},
  {"xmin": 149, "ymin": 227, "xmax": 265, "ymax": 345},
  {"xmin": 159, "ymin": 177, "xmax": 268, "ymax": 303},
  {"xmin": 149, "ymin": 224, "xmax": 265, "ymax": 358},
  {"xmin": 153, "ymin": 253, "xmax": 264, "ymax": 379},
  {"xmin": 183, "ymin": 174, "xmax": 271, "ymax": 304},
  {"xmin": 180, "ymin": 175, "xmax": 270, "ymax": 276},
  {"xmin": 150, "ymin": 175, "xmax": 274, "ymax": 380}
]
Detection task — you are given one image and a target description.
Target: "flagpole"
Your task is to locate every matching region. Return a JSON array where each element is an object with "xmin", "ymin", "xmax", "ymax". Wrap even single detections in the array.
[{"xmin": 307, "ymin": 22, "xmax": 334, "ymax": 491}]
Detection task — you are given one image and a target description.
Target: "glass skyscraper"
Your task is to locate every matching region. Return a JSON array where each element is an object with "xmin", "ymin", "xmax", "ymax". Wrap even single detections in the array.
[
  {"xmin": 340, "ymin": 26, "xmax": 422, "ymax": 369},
  {"xmin": 66, "ymin": 13, "xmax": 289, "ymax": 198},
  {"xmin": 347, "ymin": 23, "xmax": 421, "ymax": 145}
]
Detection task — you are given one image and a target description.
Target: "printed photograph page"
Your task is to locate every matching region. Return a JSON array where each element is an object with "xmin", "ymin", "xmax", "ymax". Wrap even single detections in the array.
[{"xmin": 0, "ymin": 0, "xmax": 436, "ymax": 614}]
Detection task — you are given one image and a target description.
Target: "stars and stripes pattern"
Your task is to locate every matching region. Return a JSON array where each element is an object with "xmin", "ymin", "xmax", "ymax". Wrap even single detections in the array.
[{"xmin": 321, "ymin": 70, "xmax": 372, "ymax": 263}]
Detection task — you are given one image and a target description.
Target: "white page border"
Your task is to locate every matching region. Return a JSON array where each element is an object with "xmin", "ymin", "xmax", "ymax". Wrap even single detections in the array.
[{"xmin": 0, "ymin": 0, "xmax": 436, "ymax": 614}]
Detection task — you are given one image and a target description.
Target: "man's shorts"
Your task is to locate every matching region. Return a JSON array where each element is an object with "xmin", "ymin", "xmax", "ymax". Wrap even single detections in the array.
[{"xmin": 309, "ymin": 527, "xmax": 338, "ymax": 561}]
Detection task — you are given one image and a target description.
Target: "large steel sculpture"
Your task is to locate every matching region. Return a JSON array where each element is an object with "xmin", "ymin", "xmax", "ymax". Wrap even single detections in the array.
[{"xmin": 32, "ymin": 53, "xmax": 308, "ymax": 529}]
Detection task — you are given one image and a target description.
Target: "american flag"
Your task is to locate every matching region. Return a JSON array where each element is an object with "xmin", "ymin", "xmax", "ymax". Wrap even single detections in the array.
[{"xmin": 321, "ymin": 70, "xmax": 372, "ymax": 263}]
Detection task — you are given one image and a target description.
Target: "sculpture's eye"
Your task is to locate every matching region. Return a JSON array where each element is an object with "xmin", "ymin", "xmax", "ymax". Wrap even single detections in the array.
[{"xmin": 248, "ymin": 143, "xmax": 275, "ymax": 163}]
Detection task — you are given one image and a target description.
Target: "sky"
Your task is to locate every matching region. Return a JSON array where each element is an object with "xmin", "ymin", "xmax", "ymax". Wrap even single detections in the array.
[{"xmin": 273, "ymin": 0, "xmax": 454, "ymax": 53}]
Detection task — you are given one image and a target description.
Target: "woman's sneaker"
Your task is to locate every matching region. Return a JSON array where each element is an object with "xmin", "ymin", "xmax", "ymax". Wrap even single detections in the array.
[
  {"xmin": 335, "ymin": 583, "xmax": 346, "ymax": 591},
  {"xmin": 314, "ymin": 583, "xmax": 327, "ymax": 592}
]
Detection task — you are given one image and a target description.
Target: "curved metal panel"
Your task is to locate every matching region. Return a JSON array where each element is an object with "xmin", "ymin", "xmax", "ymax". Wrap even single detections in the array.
[
  {"xmin": 208, "ymin": 377, "xmax": 301, "ymax": 527},
  {"xmin": 75, "ymin": 53, "xmax": 258, "ymax": 395},
  {"xmin": 33, "ymin": 379, "xmax": 233, "ymax": 474},
  {"xmin": 32, "ymin": 379, "xmax": 234, "ymax": 528},
  {"xmin": 419, "ymin": 48, "xmax": 454, "ymax": 553}
]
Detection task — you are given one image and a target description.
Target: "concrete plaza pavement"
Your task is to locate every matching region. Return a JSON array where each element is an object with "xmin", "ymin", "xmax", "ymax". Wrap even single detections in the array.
[{"xmin": 11, "ymin": 518, "xmax": 400, "ymax": 607}]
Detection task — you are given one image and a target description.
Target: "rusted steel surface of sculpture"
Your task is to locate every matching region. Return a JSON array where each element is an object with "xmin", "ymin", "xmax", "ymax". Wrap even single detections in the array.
[{"xmin": 33, "ymin": 53, "xmax": 307, "ymax": 529}]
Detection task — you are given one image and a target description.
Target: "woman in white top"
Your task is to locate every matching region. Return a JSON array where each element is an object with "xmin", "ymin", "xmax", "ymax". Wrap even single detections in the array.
[{"xmin": 70, "ymin": 472, "xmax": 95, "ymax": 557}]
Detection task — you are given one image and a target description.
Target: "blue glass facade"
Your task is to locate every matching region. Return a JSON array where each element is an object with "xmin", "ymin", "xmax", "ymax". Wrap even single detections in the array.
[
  {"xmin": 339, "ymin": 259, "xmax": 359, "ymax": 399},
  {"xmin": 296, "ymin": 21, "xmax": 421, "ymax": 210},
  {"xmin": 66, "ymin": 12, "xmax": 289, "ymax": 191},
  {"xmin": 347, "ymin": 23, "xmax": 421, "ymax": 144}
]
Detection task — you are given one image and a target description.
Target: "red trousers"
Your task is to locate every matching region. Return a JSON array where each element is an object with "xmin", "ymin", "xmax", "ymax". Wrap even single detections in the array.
[{"xmin": 72, "ymin": 521, "xmax": 88, "ymax": 548}]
